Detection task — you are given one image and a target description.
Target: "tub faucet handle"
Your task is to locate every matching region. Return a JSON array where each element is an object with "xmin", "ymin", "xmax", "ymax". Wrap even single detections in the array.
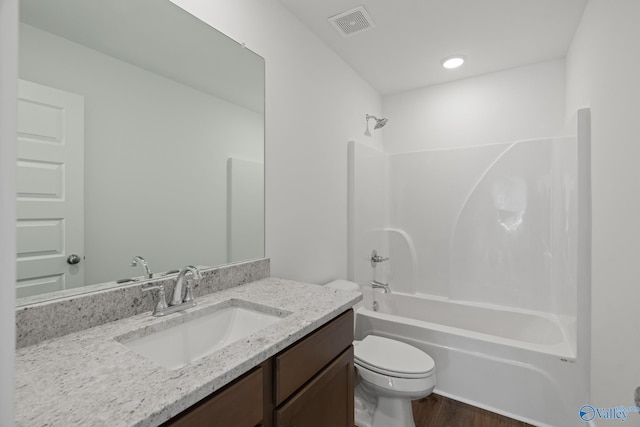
[{"xmin": 370, "ymin": 250, "xmax": 389, "ymax": 268}]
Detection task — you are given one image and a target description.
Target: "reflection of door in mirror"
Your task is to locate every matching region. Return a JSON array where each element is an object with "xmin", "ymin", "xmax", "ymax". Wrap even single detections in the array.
[{"xmin": 16, "ymin": 79, "xmax": 84, "ymax": 298}]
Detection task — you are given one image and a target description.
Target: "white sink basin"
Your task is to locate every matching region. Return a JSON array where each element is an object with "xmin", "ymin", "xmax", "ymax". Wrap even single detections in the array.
[{"xmin": 119, "ymin": 304, "xmax": 283, "ymax": 369}]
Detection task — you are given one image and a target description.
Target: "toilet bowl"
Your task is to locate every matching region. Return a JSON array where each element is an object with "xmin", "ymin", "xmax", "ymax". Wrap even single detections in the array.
[{"xmin": 325, "ymin": 280, "xmax": 436, "ymax": 427}]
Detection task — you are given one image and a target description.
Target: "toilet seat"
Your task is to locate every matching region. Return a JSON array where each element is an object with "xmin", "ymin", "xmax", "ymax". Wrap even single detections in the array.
[{"xmin": 354, "ymin": 335, "xmax": 435, "ymax": 379}]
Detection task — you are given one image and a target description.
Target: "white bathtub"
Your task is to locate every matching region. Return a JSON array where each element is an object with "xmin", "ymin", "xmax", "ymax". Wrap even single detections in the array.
[{"xmin": 355, "ymin": 289, "xmax": 588, "ymax": 427}]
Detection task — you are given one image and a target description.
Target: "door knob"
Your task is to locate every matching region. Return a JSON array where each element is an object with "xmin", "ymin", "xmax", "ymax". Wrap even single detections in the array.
[{"xmin": 67, "ymin": 254, "xmax": 81, "ymax": 265}]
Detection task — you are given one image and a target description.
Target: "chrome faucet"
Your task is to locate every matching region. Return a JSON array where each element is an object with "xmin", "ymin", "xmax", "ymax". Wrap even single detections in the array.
[
  {"xmin": 142, "ymin": 283, "xmax": 168, "ymax": 316},
  {"xmin": 170, "ymin": 265, "xmax": 201, "ymax": 306},
  {"xmin": 371, "ymin": 280, "xmax": 390, "ymax": 293},
  {"xmin": 131, "ymin": 256, "xmax": 153, "ymax": 279},
  {"xmin": 142, "ymin": 265, "xmax": 201, "ymax": 317}
]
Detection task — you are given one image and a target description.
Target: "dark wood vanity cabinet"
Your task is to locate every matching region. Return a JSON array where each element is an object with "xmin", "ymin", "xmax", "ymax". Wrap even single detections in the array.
[
  {"xmin": 164, "ymin": 309, "xmax": 354, "ymax": 427},
  {"xmin": 275, "ymin": 347, "xmax": 354, "ymax": 427},
  {"xmin": 274, "ymin": 309, "xmax": 354, "ymax": 427},
  {"xmin": 164, "ymin": 365, "xmax": 268, "ymax": 427}
]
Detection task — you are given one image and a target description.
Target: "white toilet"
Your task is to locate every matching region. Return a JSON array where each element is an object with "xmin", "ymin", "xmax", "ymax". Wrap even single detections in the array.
[{"xmin": 326, "ymin": 280, "xmax": 436, "ymax": 427}]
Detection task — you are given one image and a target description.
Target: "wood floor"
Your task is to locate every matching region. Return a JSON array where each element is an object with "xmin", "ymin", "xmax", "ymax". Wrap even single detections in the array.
[{"xmin": 411, "ymin": 394, "xmax": 534, "ymax": 427}]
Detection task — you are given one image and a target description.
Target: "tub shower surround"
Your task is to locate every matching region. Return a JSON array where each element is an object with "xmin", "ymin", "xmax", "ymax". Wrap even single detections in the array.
[
  {"xmin": 350, "ymin": 110, "xmax": 591, "ymax": 427},
  {"xmin": 16, "ymin": 258, "xmax": 270, "ymax": 348},
  {"xmin": 385, "ymin": 136, "xmax": 578, "ymax": 317}
]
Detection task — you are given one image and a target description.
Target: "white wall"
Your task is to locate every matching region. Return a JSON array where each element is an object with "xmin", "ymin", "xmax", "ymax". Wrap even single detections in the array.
[
  {"xmin": 173, "ymin": 0, "xmax": 383, "ymax": 284},
  {"xmin": 566, "ymin": 0, "xmax": 640, "ymax": 412},
  {"xmin": 0, "ymin": 0, "xmax": 17, "ymax": 424},
  {"xmin": 382, "ymin": 59, "xmax": 566, "ymax": 153},
  {"xmin": 20, "ymin": 24, "xmax": 264, "ymax": 284}
]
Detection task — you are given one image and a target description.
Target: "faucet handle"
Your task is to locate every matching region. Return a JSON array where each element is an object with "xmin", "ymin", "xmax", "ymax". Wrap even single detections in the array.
[
  {"xmin": 183, "ymin": 278, "xmax": 196, "ymax": 304},
  {"xmin": 370, "ymin": 250, "xmax": 390, "ymax": 268},
  {"xmin": 142, "ymin": 283, "xmax": 168, "ymax": 316}
]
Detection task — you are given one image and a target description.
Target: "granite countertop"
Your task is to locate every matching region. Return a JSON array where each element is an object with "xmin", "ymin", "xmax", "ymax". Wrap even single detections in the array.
[{"xmin": 15, "ymin": 278, "xmax": 362, "ymax": 427}]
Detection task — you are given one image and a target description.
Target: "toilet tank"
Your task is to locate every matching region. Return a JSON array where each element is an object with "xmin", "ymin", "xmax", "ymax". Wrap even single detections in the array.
[{"xmin": 324, "ymin": 279, "xmax": 364, "ymax": 311}]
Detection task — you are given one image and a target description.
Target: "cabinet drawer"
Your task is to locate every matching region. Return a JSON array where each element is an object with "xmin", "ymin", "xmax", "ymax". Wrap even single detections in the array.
[
  {"xmin": 275, "ymin": 346, "xmax": 354, "ymax": 427},
  {"xmin": 275, "ymin": 309, "xmax": 353, "ymax": 405},
  {"xmin": 164, "ymin": 366, "xmax": 263, "ymax": 427}
]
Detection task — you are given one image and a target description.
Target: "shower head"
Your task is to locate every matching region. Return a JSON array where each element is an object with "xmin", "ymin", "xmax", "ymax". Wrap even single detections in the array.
[
  {"xmin": 364, "ymin": 114, "xmax": 388, "ymax": 136},
  {"xmin": 374, "ymin": 117, "xmax": 388, "ymax": 129}
]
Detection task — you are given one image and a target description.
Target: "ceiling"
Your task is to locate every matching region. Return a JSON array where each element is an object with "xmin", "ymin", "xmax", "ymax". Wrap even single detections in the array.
[{"xmin": 277, "ymin": 0, "xmax": 588, "ymax": 95}]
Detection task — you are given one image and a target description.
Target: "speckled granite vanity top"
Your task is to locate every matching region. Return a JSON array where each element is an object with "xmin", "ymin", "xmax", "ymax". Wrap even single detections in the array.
[{"xmin": 15, "ymin": 278, "xmax": 361, "ymax": 427}]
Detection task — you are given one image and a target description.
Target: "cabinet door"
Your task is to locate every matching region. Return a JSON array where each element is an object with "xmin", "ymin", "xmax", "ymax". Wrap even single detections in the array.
[
  {"xmin": 275, "ymin": 346, "xmax": 354, "ymax": 427},
  {"xmin": 275, "ymin": 309, "xmax": 353, "ymax": 405},
  {"xmin": 164, "ymin": 366, "xmax": 264, "ymax": 427}
]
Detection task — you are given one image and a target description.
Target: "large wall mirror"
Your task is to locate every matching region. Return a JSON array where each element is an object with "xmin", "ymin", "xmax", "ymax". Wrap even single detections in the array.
[{"xmin": 16, "ymin": 0, "xmax": 265, "ymax": 305}]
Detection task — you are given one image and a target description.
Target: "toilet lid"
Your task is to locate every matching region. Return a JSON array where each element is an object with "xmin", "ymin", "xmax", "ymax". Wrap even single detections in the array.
[{"xmin": 354, "ymin": 335, "xmax": 435, "ymax": 378}]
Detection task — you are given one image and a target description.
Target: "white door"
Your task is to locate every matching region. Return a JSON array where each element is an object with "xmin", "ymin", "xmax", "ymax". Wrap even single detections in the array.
[{"xmin": 16, "ymin": 80, "xmax": 85, "ymax": 298}]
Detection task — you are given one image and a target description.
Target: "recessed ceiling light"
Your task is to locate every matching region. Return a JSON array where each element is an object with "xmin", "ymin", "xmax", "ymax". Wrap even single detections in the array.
[{"xmin": 441, "ymin": 55, "xmax": 466, "ymax": 69}]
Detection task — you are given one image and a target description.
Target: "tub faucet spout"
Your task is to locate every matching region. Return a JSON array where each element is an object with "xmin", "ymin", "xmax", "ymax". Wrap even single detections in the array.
[{"xmin": 372, "ymin": 280, "xmax": 390, "ymax": 293}]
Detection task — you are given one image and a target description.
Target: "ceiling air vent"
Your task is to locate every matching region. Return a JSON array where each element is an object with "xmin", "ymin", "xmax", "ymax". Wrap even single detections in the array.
[{"xmin": 328, "ymin": 6, "xmax": 376, "ymax": 37}]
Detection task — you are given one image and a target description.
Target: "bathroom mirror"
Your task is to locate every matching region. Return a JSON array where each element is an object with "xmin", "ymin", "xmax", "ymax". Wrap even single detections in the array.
[{"xmin": 16, "ymin": 0, "xmax": 265, "ymax": 305}]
